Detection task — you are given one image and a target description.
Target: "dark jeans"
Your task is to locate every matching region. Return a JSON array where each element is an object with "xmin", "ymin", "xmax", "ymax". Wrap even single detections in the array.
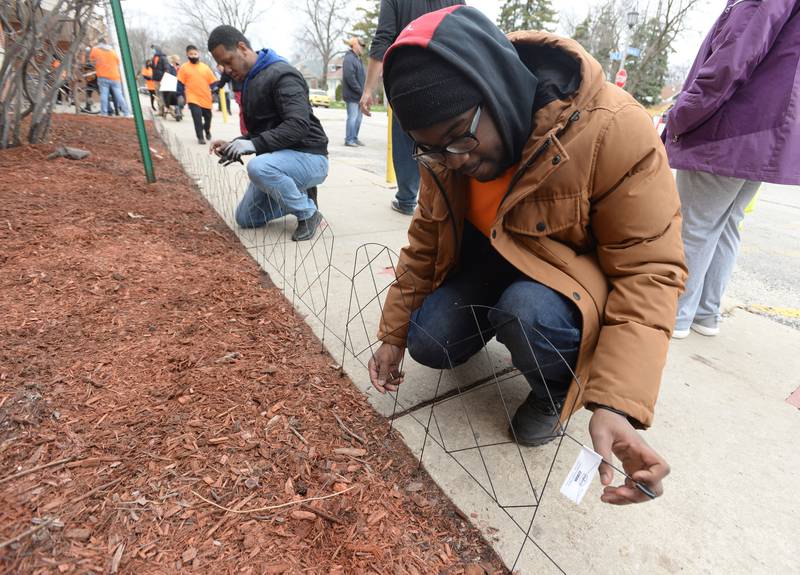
[
  {"xmin": 406, "ymin": 225, "xmax": 582, "ymax": 404},
  {"xmin": 189, "ymin": 103, "xmax": 212, "ymax": 138},
  {"xmin": 392, "ymin": 113, "xmax": 421, "ymax": 211}
]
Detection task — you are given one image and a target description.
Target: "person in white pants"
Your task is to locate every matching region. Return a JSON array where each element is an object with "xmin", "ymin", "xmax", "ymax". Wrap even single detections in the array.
[
  {"xmin": 671, "ymin": 172, "xmax": 760, "ymax": 338},
  {"xmin": 663, "ymin": 0, "xmax": 800, "ymax": 338}
]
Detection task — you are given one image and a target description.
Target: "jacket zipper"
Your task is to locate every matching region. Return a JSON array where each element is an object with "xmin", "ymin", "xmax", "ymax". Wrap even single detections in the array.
[{"xmin": 500, "ymin": 109, "xmax": 581, "ymax": 209}]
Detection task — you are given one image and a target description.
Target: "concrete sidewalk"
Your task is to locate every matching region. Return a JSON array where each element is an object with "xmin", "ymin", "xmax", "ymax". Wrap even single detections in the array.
[{"xmin": 153, "ymin": 104, "xmax": 800, "ymax": 574}]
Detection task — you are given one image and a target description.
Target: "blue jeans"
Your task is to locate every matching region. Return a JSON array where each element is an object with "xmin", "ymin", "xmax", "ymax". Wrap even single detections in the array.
[
  {"xmin": 97, "ymin": 77, "xmax": 129, "ymax": 116},
  {"xmin": 406, "ymin": 225, "xmax": 581, "ymax": 403},
  {"xmin": 235, "ymin": 149, "xmax": 328, "ymax": 228},
  {"xmin": 345, "ymin": 101, "xmax": 362, "ymax": 144},
  {"xmin": 392, "ymin": 114, "xmax": 421, "ymax": 211}
]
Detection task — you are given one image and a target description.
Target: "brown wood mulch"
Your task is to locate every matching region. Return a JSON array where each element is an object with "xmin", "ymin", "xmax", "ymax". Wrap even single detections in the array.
[{"xmin": 0, "ymin": 115, "xmax": 506, "ymax": 575}]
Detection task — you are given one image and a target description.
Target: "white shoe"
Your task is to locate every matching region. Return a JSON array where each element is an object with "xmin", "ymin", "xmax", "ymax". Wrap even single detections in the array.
[
  {"xmin": 671, "ymin": 328, "xmax": 690, "ymax": 339},
  {"xmin": 691, "ymin": 322, "xmax": 720, "ymax": 337}
]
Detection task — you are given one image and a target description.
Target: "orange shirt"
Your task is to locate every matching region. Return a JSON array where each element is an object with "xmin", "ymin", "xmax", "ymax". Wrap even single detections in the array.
[
  {"xmin": 176, "ymin": 62, "xmax": 216, "ymax": 109},
  {"xmin": 141, "ymin": 65, "xmax": 155, "ymax": 91},
  {"xmin": 89, "ymin": 47, "xmax": 120, "ymax": 81},
  {"xmin": 466, "ymin": 164, "xmax": 519, "ymax": 237},
  {"xmin": 52, "ymin": 59, "xmax": 66, "ymax": 79}
]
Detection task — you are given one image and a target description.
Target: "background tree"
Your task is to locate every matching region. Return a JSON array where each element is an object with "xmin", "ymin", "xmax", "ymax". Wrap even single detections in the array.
[
  {"xmin": 297, "ymin": 0, "xmax": 352, "ymax": 90},
  {"xmin": 571, "ymin": 0, "xmax": 620, "ymax": 80},
  {"xmin": 569, "ymin": 0, "xmax": 701, "ymax": 105},
  {"xmin": 127, "ymin": 26, "xmax": 153, "ymax": 70},
  {"xmin": 159, "ymin": 33, "xmax": 200, "ymax": 62},
  {"xmin": 624, "ymin": 0, "xmax": 703, "ymax": 104},
  {"xmin": 496, "ymin": 0, "xmax": 558, "ymax": 33},
  {"xmin": 624, "ymin": 16, "xmax": 669, "ymax": 104},
  {"xmin": 350, "ymin": 0, "xmax": 379, "ymax": 63},
  {"xmin": 176, "ymin": 0, "xmax": 267, "ymax": 40},
  {"xmin": 0, "ymin": 0, "xmax": 100, "ymax": 148}
]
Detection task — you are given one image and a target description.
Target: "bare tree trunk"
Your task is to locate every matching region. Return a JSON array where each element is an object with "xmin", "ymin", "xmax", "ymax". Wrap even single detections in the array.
[
  {"xmin": 298, "ymin": 0, "xmax": 351, "ymax": 91},
  {"xmin": 28, "ymin": 0, "xmax": 93, "ymax": 143},
  {"xmin": 177, "ymin": 0, "xmax": 267, "ymax": 41},
  {"xmin": 0, "ymin": 0, "xmax": 99, "ymax": 148}
]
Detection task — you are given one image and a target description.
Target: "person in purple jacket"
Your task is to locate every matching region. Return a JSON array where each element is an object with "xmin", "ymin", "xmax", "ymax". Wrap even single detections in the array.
[{"xmin": 664, "ymin": 0, "xmax": 800, "ymax": 339}]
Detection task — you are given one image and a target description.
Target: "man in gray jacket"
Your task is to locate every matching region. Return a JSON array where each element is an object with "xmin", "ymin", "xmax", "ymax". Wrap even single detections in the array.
[{"xmin": 343, "ymin": 37, "xmax": 366, "ymax": 147}]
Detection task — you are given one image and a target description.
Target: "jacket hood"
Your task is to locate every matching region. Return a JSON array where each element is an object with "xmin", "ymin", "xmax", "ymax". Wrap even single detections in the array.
[
  {"xmin": 249, "ymin": 49, "xmax": 288, "ymax": 77},
  {"xmin": 384, "ymin": 5, "xmax": 539, "ymax": 165},
  {"xmin": 243, "ymin": 49, "xmax": 288, "ymax": 100}
]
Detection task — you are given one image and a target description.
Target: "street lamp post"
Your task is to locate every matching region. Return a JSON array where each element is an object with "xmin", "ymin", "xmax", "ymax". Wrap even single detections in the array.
[{"xmin": 617, "ymin": 8, "xmax": 639, "ymax": 75}]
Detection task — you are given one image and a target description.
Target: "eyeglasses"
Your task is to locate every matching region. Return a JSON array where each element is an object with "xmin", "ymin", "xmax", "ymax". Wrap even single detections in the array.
[{"xmin": 412, "ymin": 106, "xmax": 481, "ymax": 165}]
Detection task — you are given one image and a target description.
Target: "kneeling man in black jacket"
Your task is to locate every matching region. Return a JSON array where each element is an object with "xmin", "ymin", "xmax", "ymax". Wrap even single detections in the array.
[{"xmin": 208, "ymin": 25, "xmax": 329, "ymax": 241}]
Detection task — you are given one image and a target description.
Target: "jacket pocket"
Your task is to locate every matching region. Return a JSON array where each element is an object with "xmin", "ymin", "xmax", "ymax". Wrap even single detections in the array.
[{"xmin": 503, "ymin": 192, "xmax": 582, "ymax": 237}]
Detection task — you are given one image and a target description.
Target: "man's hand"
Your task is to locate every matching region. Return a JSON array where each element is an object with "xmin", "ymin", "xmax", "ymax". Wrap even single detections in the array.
[
  {"xmin": 588, "ymin": 408, "xmax": 670, "ymax": 505},
  {"xmin": 222, "ymin": 139, "xmax": 255, "ymax": 162},
  {"xmin": 368, "ymin": 343, "xmax": 405, "ymax": 393},
  {"xmin": 209, "ymin": 139, "xmax": 228, "ymax": 157},
  {"xmin": 209, "ymin": 139, "xmax": 243, "ymax": 166},
  {"xmin": 359, "ymin": 92, "xmax": 374, "ymax": 117}
]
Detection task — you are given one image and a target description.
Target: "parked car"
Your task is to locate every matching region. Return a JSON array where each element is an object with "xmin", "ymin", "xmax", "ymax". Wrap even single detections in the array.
[{"xmin": 309, "ymin": 89, "xmax": 331, "ymax": 108}]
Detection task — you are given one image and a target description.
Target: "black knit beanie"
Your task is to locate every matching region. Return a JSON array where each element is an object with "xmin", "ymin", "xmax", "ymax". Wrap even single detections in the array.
[{"xmin": 385, "ymin": 46, "xmax": 482, "ymax": 132}]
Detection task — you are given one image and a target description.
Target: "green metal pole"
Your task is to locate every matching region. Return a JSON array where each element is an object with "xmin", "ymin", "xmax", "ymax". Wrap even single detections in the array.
[{"xmin": 109, "ymin": 0, "xmax": 156, "ymax": 183}]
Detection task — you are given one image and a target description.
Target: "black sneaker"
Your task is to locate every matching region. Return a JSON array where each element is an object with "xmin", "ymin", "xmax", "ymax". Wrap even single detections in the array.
[
  {"xmin": 205, "ymin": 130, "xmax": 211, "ymax": 140},
  {"xmin": 197, "ymin": 137, "xmax": 206, "ymax": 145},
  {"xmin": 391, "ymin": 199, "xmax": 415, "ymax": 216},
  {"xmin": 307, "ymin": 186, "xmax": 318, "ymax": 209},
  {"xmin": 509, "ymin": 392, "xmax": 564, "ymax": 447},
  {"xmin": 292, "ymin": 211, "xmax": 322, "ymax": 241}
]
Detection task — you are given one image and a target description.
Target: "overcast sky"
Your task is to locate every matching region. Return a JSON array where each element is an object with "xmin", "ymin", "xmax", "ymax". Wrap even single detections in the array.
[{"xmin": 123, "ymin": 0, "xmax": 722, "ymax": 67}]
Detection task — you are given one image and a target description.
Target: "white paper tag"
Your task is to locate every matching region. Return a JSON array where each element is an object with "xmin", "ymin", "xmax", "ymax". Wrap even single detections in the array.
[{"xmin": 560, "ymin": 445, "xmax": 603, "ymax": 504}]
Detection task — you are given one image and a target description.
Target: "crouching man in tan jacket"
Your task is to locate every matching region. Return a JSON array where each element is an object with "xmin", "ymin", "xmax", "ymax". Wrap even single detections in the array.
[{"xmin": 368, "ymin": 6, "xmax": 686, "ymax": 504}]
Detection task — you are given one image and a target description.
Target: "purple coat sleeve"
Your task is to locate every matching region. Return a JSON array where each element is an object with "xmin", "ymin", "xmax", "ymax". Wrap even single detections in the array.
[{"xmin": 669, "ymin": 0, "xmax": 795, "ymax": 137}]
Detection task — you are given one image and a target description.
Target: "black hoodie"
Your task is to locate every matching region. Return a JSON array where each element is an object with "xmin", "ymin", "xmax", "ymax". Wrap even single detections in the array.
[
  {"xmin": 383, "ymin": 6, "xmax": 539, "ymax": 168},
  {"xmin": 151, "ymin": 47, "xmax": 168, "ymax": 82},
  {"xmin": 369, "ymin": 0, "xmax": 465, "ymax": 61}
]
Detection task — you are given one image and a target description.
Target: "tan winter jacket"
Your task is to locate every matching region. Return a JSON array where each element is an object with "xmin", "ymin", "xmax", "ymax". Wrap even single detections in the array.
[{"xmin": 378, "ymin": 32, "xmax": 687, "ymax": 428}]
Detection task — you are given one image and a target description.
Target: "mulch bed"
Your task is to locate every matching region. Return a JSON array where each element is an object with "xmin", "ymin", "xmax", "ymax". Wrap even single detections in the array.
[{"xmin": 0, "ymin": 115, "xmax": 506, "ymax": 574}]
